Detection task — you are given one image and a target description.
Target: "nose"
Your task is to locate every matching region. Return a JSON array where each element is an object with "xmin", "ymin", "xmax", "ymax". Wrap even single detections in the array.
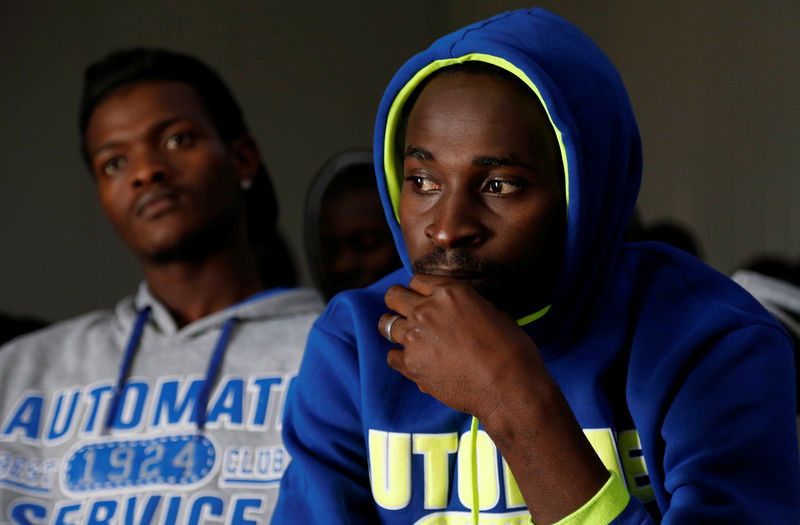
[
  {"xmin": 330, "ymin": 246, "xmax": 359, "ymax": 275},
  {"xmin": 131, "ymin": 149, "xmax": 168, "ymax": 188},
  {"xmin": 424, "ymin": 190, "xmax": 485, "ymax": 249}
]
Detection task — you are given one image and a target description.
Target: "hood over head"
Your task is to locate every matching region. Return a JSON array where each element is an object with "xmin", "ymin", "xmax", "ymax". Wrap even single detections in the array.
[
  {"xmin": 304, "ymin": 148, "xmax": 374, "ymax": 296},
  {"xmin": 373, "ymin": 8, "xmax": 641, "ymax": 341},
  {"xmin": 304, "ymin": 148, "xmax": 402, "ymax": 301}
]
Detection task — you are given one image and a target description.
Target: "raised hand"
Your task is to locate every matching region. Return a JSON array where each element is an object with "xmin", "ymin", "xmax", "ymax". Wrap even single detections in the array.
[
  {"xmin": 379, "ymin": 272, "xmax": 546, "ymax": 424},
  {"xmin": 378, "ymin": 272, "xmax": 609, "ymax": 523}
]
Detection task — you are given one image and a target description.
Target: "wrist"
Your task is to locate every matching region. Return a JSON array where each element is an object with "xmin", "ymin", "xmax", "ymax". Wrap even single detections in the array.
[{"xmin": 479, "ymin": 371, "xmax": 563, "ymax": 449}]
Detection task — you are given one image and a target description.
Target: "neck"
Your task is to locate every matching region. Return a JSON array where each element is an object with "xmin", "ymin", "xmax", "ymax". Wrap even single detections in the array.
[{"xmin": 141, "ymin": 242, "xmax": 265, "ymax": 328}]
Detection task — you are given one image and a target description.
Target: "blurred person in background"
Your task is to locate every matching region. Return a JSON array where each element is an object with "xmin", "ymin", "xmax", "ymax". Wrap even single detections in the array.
[{"xmin": 304, "ymin": 148, "xmax": 400, "ymax": 301}]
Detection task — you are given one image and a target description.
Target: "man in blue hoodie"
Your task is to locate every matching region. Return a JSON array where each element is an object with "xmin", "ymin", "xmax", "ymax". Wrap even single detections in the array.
[{"xmin": 274, "ymin": 9, "xmax": 800, "ymax": 524}]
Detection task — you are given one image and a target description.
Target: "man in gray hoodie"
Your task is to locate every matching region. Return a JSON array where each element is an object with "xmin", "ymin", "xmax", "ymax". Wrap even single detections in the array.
[{"xmin": 0, "ymin": 48, "xmax": 323, "ymax": 522}]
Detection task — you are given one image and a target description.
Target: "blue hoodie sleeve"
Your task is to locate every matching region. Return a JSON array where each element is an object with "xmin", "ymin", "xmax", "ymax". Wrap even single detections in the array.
[
  {"xmin": 273, "ymin": 302, "xmax": 378, "ymax": 523},
  {"xmin": 651, "ymin": 324, "xmax": 799, "ymax": 522},
  {"xmin": 559, "ymin": 322, "xmax": 800, "ymax": 525}
]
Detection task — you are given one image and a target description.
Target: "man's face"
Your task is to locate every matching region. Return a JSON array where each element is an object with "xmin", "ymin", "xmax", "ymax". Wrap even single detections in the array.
[
  {"xmin": 399, "ymin": 72, "xmax": 566, "ymax": 318},
  {"xmin": 319, "ymin": 187, "xmax": 398, "ymax": 297},
  {"xmin": 85, "ymin": 80, "xmax": 247, "ymax": 262}
]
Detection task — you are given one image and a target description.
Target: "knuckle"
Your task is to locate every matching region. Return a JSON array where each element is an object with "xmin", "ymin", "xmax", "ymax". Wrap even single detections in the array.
[
  {"xmin": 414, "ymin": 304, "xmax": 436, "ymax": 324},
  {"xmin": 438, "ymin": 279, "xmax": 462, "ymax": 298},
  {"xmin": 386, "ymin": 349, "xmax": 403, "ymax": 369},
  {"xmin": 404, "ymin": 327, "xmax": 422, "ymax": 345},
  {"xmin": 384, "ymin": 284, "xmax": 403, "ymax": 302},
  {"xmin": 410, "ymin": 273, "xmax": 427, "ymax": 286}
]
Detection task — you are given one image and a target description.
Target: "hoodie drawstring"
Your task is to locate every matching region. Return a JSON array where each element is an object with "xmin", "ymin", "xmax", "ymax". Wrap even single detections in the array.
[
  {"xmin": 195, "ymin": 316, "xmax": 238, "ymax": 430},
  {"xmin": 469, "ymin": 314, "xmax": 538, "ymax": 524},
  {"xmin": 105, "ymin": 306, "xmax": 151, "ymax": 430},
  {"xmin": 105, "ymin": 308, "xmax": 239, "ymax": 432},
  {"xmin": 470, "ymin": 415, "xmax": 480, "ymax": 524}
]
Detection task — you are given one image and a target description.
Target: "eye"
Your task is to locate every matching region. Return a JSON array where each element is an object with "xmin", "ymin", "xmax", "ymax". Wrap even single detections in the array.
[
  {"xmin": 350, "ymin": 231, "xmax": 383, "ymax": 253},
  {"xmin": 484, "ymin": 179, "xmax": 523, "ymax": 195},
  {"xmin": 101, "ymin": 156, "xmax": 127, "ymax": 177},
  {"xmin": 406, "ymin": 176, "xmax": 440, "ymax": 192},
  {"xmin": 164, "ymin": 132, "xmax": 194, "ymax": 150}
]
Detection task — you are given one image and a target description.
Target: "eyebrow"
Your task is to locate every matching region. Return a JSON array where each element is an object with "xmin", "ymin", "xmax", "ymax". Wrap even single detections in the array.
[
  {"xmin": 473, "ymin": 155, "xmax": 533, "ymax": 170},
  {"xmin": 405, "ymin": 145, "xmax": 433, "ymax": 161},
  {"xmin": 405, "ymin": 145, "xmax": 535, "ymax": 171}
]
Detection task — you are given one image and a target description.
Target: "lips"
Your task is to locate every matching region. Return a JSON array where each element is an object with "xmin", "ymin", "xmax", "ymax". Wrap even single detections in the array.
[
  {"xmin": 411, "ymin": 248, "xmax": 499, "ymax": 283},
  {"xmin": 135, "ymin": 188, "xmax": 182, "ymax": 219},
  {"xmin": 416, "ymin": 267, "xmax": 490, "ymax": 285},
  {"xmin": 422, "ymin": 267, "xmax": 482, "ymax": 278}
]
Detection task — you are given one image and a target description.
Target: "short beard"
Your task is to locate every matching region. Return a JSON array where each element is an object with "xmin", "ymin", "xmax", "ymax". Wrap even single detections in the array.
[
  {"xmin": 410, "ymin": 246, "xmax": 501, "ymax": 277},
  {"xmin": 411, "ymin": 245, "xmax": 554, "ymax": 318},
  {"xmin": 146, "ymin": 208, "xmax": 241, "ymax": 265}
]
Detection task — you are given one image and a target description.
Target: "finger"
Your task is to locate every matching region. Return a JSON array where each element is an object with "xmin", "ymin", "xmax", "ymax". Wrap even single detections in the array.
[
  {"xmin": 387, "ymin": 349, "xmax": 428, "ymax": 395},
  {"xmin": 378, "ymin": 312, "xmax": 405, "ymax": 344},
  {"xmin": 386, "ymin": 348, "xmax": 408, "ymax": 376},
  {"xmin": 408, "ymin": 272, "xmax": 462, "ymax": 295},
  {"xmin": 384, "ymin": 284, "xmax": 422, "ymax": 314}
]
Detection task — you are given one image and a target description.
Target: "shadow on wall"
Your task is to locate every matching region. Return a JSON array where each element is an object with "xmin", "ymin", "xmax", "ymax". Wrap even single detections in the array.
[{"xmin": 624, "ymin": 209, "xmax": 704, "ymax": 260}]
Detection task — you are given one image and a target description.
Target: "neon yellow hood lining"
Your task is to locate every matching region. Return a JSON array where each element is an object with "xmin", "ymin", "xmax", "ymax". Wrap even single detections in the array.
[
  {"xmin": 382, "ymin": 53, "xmax": 570, "ymax": 223},
  {"xmin": 383, "ymin": 54, "xmax": 568, "ymax": 327}
]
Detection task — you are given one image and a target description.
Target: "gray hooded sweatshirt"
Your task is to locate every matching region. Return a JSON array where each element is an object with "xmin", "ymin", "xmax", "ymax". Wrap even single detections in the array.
[{"xmin": 0, "ymin": 283, "xmax": 323, "ymax": 523}]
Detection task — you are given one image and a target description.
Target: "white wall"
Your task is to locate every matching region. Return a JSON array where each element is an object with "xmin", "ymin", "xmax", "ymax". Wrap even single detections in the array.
[{"xmin": 0, "ymin": 1, "xmax": 797, "ymax": 322}]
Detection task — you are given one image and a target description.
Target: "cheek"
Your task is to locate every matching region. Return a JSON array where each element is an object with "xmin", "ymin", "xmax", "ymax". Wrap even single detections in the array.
[
  {"xmin": 97, "ymin": 182, "xmax": 127, "ymax": 226},
  {"xmin": 398, "ymin": 194, "xmax": 421, "ymax": 256},
  {"xmin": 500, "ymin": 202, "xmax": 563, "ymax": 261},
  {"xmin": 399, "ymin": 218, "xmax": 426, "ymax": 263},
  {"xmin": 188, "ymin": 157, "xmax": 240, "ymax": 206},
  {"xmin": 368, "ymin": 243, "xmax": 398, "ymax": 266}
]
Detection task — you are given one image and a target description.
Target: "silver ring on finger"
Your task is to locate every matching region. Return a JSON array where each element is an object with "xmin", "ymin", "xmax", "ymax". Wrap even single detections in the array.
[{"xmin": 384, "ymin": 314, "xmax": 402, "ymax": 344}]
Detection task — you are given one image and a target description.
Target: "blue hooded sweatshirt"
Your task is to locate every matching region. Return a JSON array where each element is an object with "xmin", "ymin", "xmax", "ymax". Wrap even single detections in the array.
[{"xmin": 274, "ymin": 8, "xmax": 800, "ymax": 524}]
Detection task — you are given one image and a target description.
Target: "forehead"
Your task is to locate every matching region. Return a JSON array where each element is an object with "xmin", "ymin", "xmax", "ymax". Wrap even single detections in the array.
[
  {"xmin": 405, "ymin": 72, "xmax": 559, "ymax": 169},
  {"xmin": 322, "ymin": 186, "xmax": 384, "ymax": 221},
  {"xmin": 418, "ymin": 69, "xmax": 538, "ymax": 107},
  {"xmin": 85, "ymin": 80, "xmax": 214, "ymax": 148}
]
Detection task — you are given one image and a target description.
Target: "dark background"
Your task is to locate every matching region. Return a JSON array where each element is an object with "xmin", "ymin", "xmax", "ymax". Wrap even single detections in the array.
[{"xmin": 1, "ymin": 1, "xmax": 798, "ymax": 322}]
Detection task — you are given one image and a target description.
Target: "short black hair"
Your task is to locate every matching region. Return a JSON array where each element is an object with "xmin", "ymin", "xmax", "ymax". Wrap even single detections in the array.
[
  {"xmin": 79, "ymin": 47, "xmax": 278, "ymax": 239},
  {"xmin": 79, "ymin": 47, "xmax": 247, "ymax": 158}
]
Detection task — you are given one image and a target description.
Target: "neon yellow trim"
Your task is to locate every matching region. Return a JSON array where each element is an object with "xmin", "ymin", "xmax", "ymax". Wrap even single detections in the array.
[
  {"xmin": 383, "ymin": 53, "xmax": 570, "ymax": 224},
  {"xmin": 417, "ymin": 511, "xmax": 529, "ymax": 525},
  {"xmin": 516, "ymin": 305, "xmax": 550, "ymax": 327},
  {"xmin": 530, "ymin": 471, "xmax": 630, "ymax": 525},
  {"xmin": 470, "ymin": 416, "xmax": 479, "ymax": 525}
]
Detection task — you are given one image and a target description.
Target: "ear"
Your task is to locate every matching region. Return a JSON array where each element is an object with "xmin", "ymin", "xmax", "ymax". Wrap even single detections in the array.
[{"xmin": 229, "ymin": 135, "xmax": 261, "ymax": 187}]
